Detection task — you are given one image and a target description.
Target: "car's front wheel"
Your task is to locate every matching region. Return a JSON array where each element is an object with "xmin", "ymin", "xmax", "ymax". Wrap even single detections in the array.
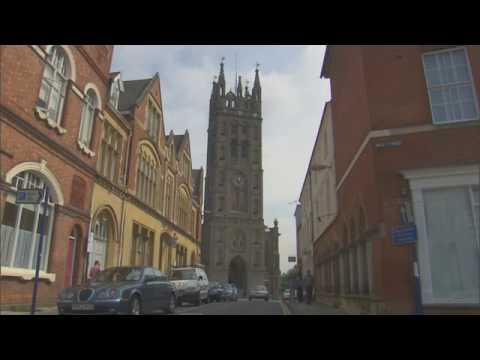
[
  {"xmin": 194, "ymin": 292, "xmax": 201, "ymax": 306},
  {"xmin": 265, "ymin": 297, "xmax": 269, "ymax": 302},
  {"xmin": 129, "ymin": 295, "xmax": 142, "ymax": 315},
  {"xmin": 164, "ymin": 293, "xmax": 176, "ymax": 315},
  {"xmin": 249, "ymin": 297, "xmax": 252, "ymax": 301}
]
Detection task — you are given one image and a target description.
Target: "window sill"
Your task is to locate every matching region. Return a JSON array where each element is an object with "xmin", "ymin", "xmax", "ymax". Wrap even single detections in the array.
[
  {"xmin": 432, "ymin": 118, "xmax": 480, "ymax": 127},
  {"xmin": 34, "ymin": 107, "xmax": 67, "ymax": 135},
  {"xmin": 0, "ymin": 266, "xmax": 56, "ymax": 283},
  {"xmin": 77, "ymin": 141, "xmax": 96, "ymax": 157}
]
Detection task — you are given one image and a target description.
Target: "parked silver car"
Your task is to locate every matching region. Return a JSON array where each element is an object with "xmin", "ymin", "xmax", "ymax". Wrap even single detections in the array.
[{"xmin": 249, "ymin": 285, "xmax": 269, "ymax": 301}]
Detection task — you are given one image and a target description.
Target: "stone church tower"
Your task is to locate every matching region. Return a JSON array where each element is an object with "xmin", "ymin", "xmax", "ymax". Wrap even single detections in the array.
[{"xmin": 202, "ymin": 60, "xmax": 280, "ymax": 298}]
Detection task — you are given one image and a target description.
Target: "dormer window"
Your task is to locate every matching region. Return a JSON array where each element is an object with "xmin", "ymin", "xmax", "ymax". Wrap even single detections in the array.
[{"xmin": 110, "ymin": 82, "xmax": 120, "ymax": 109}]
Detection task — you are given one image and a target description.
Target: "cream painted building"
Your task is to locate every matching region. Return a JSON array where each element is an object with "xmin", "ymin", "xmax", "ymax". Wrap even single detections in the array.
[
  {"xmin": 87, "ymin": 72, "xmax": 203, "ymax": 278},
  {"xmin": 295, "ymin": 102, "xmax": 337, "ymax": 277}
]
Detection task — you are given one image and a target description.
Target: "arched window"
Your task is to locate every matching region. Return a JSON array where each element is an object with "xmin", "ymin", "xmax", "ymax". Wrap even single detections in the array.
[
  {"xmin": 136, "ymin": 145, "xmax": 159, "ymax": 209},
  {"xmin": 232, "ymin": 173, "xmax": 247, "ymax": 212},
  {"xmin": 38, "ymin": 46, "xmax": 70, "ymax": 124},
  {"xmin": 78, "ymin": 89, "xmax": 98, "ymax": 147},
  {"xmin": 92, "ymin": 211, "xmax": 110, "ymax": 269},
  {"xmin": 177, "ymin": 188, "xmax": 190, "ymax": 230},
  {"xmin": 1, "ymin": 171, "xmax": 55, "ymax": 272}
]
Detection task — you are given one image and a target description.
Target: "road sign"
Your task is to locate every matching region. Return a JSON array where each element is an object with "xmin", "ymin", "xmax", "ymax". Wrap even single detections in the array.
[
  {"xmin": 288, "ymin": 256, "xmax": 296, "ymax": 263},
  {"xmin": 16, "ymin": 189, "xmax": 43, "ymax": 204},
  {"xmin": 392, "ymin": 224, "xmax": 417, "ymax": 245}
]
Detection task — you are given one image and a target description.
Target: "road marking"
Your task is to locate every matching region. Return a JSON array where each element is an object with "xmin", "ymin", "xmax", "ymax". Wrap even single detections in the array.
[{"xmin": 280, "ymin": 301, "xmax": 291, "ymax": 315}]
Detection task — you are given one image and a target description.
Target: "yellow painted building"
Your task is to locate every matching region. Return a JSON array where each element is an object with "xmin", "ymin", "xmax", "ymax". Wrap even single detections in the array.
[{"xmin": 87, "ymin": 72, "xmax": 203, "ymax": 277}]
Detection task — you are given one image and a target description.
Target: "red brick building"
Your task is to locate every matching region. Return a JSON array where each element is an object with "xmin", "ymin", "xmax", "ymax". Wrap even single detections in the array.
[
  {"xmin": 315, "ymin": 45, "xmax": 480, "ymax": 314},
  {"xmin": 0, "ymin": 45, "xmax": 113, "ymax": 307}
]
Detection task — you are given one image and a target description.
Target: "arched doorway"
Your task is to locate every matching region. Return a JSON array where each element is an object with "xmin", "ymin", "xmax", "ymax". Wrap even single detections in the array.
[{"xmin": 228, "ymin": 256, "xmax": 247, "ymax": 297}]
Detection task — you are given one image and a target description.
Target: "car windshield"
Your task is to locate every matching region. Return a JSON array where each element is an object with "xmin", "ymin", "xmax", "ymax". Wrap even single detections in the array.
[
  {"xmin": 92, "ymin": 267, "xmax": 143, "ymax": 284},
  {"xmin": 170, "ymin": 269, "xmax": 196, "ymax": 280},
  {"xmin": 256, "ymin": 286, "xmax": 267, "ymax": 291}
]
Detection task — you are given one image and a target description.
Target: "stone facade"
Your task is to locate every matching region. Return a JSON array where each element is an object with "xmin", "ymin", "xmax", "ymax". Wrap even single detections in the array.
[{"xmin": 202, "ymin": 61, "xmax": 280, "ymax": 297}]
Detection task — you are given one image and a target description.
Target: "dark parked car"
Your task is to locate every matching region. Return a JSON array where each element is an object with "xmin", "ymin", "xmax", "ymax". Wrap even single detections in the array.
[
  {"xmin": 208, "ymin": 282, "xmax": 224, "ymax": 302},
  {"xmin": 231, "ymin": 284, "xmax": 239, "ymax": 301},
  {"xmin": 221, "ymin": 283, "xmax": 236, "ymax": 302},
  {"xmin": 57, "ymin": 266, "xmax": 177, "ymax": 315}
]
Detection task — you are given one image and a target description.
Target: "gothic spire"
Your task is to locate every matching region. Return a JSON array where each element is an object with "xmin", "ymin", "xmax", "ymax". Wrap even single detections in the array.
[
  {"xmin": 218, "ymin": 57, "xmax": 226, "ymax": 96},
  {"xmin": 252, "ymin": 63, "xmax": 262, "ymax": 104},
  {"xmin": 237, "ymin": 75, "xmax": 243, "ymax": 97}
]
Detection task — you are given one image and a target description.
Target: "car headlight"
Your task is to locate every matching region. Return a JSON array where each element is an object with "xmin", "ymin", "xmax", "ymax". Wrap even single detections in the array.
[
  {"xmin": 59, "ymin": 289, "xmax": 75, "ymax": 301},
  {"xmin": 96, "ymin": 288, "xmax": 120, "ymax": 300}
]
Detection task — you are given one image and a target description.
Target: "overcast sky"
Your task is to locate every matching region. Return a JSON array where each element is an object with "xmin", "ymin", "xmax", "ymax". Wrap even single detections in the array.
[{"xmin": 112, "ymin": 45, "xmax": 331, "ymax": 273}]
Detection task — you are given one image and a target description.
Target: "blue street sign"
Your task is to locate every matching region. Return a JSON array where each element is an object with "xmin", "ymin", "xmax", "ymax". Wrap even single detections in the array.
[
  {"xmin": 392, "ymin": 224, "xmax": 417, "ymax": 245},
  {"xmin": 16, "ymin": 189, "xmax": 43, "ymax": 204}
]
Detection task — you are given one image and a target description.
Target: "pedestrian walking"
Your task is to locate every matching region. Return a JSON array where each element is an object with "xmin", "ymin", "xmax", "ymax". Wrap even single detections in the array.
[
  {"xmin": 304, "ymin": 270, "xmax": 314, "ymax": 305},
  {"xmin": 89, "ymin": 260, "xmax": 101, "ymax": 280},
  {"xmin": 296, "ymin": 274, "xmax": 304, "ymax": 303}
]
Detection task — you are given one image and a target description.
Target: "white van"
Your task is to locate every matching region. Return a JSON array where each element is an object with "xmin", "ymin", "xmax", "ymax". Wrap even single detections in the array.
[{"xmin": 169, "ymin": 267, "xmax": 209, "ymax": 306}]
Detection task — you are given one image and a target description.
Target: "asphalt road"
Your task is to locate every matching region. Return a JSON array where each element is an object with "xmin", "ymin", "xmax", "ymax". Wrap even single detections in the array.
[
  {"xmin": 2, "ymin": 298, "xmax": 286, "ymax": 315},
  {"xmin": 175, "ymin": 298, "xmax": 285, "ymax": 315}
]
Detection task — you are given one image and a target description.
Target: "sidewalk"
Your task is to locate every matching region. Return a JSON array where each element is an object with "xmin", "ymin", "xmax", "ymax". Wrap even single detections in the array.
[
  {"xmin": 1, "ymin": 307, "xmax": 58, "ymax": 315},
  {"xmin": 284, "ymin": 300, "xmax": 346, "ymax": 315}
]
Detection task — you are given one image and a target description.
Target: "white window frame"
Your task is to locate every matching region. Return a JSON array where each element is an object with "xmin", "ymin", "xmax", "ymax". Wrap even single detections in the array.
[
  {"xmin": 422, "ymin": 46, "xmax": 480, "ymax": 125},
  {"xmin": 402, "ymin": 164, "xmax": 480, "ymax": 305},
  {"xmin": 1, "ymin": 172, "xmax": 55, "ymax": 273},
  {"xmin": 78, "ymin": 89, "xmax": 98, "ymax": 147},
  {"xmin": 38, "ymin": 46, "xmax": 70, "ymax": 125}
]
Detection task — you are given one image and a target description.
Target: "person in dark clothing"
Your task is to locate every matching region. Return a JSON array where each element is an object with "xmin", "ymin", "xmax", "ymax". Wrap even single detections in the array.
[
  {"xmin": 296, "ymin": 274, "xmax": 304, "ymax": 303},
  {"xmin": 304, "ymin": 270, "xmax": 314, "ymax": 304}
]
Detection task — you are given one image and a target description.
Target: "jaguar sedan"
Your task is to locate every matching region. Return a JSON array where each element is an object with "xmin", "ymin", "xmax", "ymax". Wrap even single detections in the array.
[{"xmin": 57, "ymin": 266, "xmax": 176, "ymax": 315}]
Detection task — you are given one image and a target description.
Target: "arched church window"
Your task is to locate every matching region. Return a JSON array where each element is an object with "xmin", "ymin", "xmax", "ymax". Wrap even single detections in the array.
[{"xmin": 231, "ymin": 173, "xmax": 247, "ymax": 212}]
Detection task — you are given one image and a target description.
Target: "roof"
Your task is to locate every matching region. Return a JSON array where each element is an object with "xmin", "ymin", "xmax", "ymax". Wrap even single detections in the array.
[
  {"xmin": 118, "ymin": 78, "xmax": 152, "ymax": 111},
  {"xmin": 109, "ymin": 71, "xmax": 120, "ymax": 80},
  {"xmin": 320, "ymin": 45, "xmax": 332, "ymax": 79}
]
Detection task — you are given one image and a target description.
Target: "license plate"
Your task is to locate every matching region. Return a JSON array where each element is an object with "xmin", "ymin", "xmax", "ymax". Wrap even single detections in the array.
[{"xmin": 72, "ymin": 303, "xmax": 94, "ymax": 311}]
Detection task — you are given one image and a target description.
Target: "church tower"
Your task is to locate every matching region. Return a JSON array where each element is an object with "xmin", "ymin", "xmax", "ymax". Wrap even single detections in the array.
[{"xmin": 202, "ymin": 60, "xmax": 268, "ymax": 296}]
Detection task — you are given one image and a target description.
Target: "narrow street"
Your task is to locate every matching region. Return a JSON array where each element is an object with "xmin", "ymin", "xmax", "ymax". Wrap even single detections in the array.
[{"xmin": 175, "ymin": 298, "xmax": 285, "ymax": 315}]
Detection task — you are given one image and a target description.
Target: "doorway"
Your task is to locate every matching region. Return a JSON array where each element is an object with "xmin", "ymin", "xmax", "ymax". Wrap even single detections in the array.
[{"xmin": 228, "ymin": 256, "xmax": 247, "ymax": 297}]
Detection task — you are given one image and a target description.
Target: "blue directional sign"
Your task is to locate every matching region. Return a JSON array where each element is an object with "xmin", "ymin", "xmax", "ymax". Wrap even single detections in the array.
[
  {"xmin": 16, "ymin": 189, "xmax": 43, "ymax": 204},
  {"xmin": 392, "ymin": 224, "xmax": 417, "ymax": 245}
]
